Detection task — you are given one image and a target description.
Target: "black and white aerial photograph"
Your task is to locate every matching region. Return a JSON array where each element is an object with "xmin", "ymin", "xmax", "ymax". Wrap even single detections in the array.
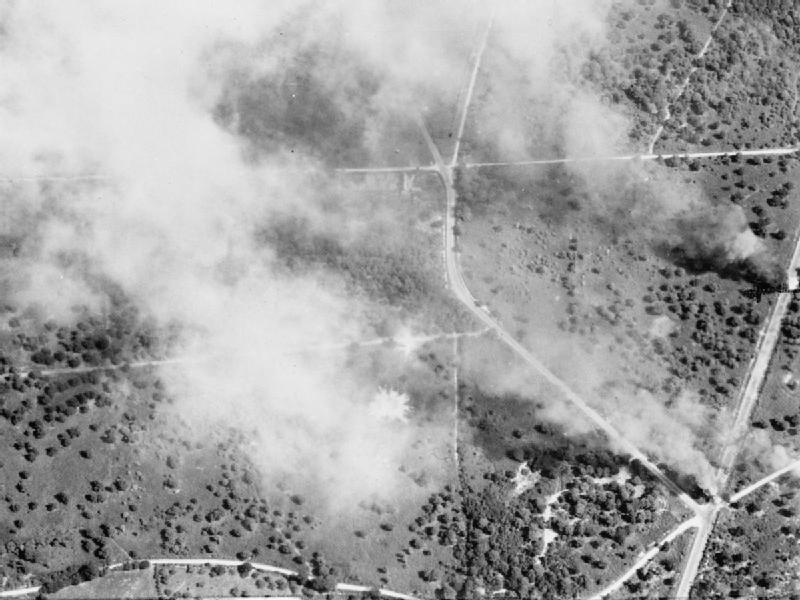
[{"xmin": 2, "ymin": 1, "xmax": 800, "ymax": 599}]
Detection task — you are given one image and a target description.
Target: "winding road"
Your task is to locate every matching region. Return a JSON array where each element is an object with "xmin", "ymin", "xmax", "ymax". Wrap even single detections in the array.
[
  {"xmin": 419, "ymin": 15, "xmax": 702, "ymax": 516},
  {"xmin": 0, "ymin": 175, "xmax": 108, "ymax": 183},
  {"xmin": 0, "ymin": 588, "xmax": 39, "ymax": 599}
]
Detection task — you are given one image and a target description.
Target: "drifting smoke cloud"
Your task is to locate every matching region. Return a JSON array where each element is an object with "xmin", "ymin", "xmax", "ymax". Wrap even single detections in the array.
[
  {"xmin": 207, "ymin": 0, "xmax": 486, "ymax": 167},
  {"xmin": 461, "ymin": 341, "xmax": 723, "ymax": 490},
  {"xmin": 600, "ymin": 387, "xmax": 723, "ymax": 491},
  {"xmin": 0, "ymin": 0, "xmax": 774, "ymax": 511},
  {"xmin": 449, "ymin": 2, "xmax": 762, "ymax": 480},
  {"xmin": 668, "ymin": 203, "xmax": 782, "ymax": 286},
  {"xmin": 548, "ymin": 159, "xmax": 779, "ymax": 285},
  {"xmin": 460, "ymin": 0, "xmax": 777, "ymax": 285},
  {"xmin": 741, "ymin": 430, "xmax": 800, "ymax": 481},
  {"xmin": 469, "ymin": 1, "xmax": 610, "ymax": 159},
  {"xmin": 0, "ymin": 1, "xmax": 460, "ymax": 510}
]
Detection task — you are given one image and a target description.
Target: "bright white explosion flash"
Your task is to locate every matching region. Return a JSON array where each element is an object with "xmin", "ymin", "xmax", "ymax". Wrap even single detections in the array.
[{"xmin": 368, "ymin": 387, "xmax": 410, "ymax": 422}]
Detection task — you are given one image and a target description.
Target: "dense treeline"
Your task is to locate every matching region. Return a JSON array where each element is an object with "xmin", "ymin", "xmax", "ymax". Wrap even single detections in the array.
[
  {"xmin": 3, "ymin": 301, "xmax": 164, "ymax": 373},
  {"xmin": 37, "ymin": 562, "xmax": 105, "ymax": 594}
]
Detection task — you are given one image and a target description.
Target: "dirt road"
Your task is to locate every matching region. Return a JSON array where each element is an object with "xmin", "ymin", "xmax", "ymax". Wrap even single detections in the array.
[
  {"xmin": 673, "ymin": 503, "xmax": 720, "ymax": 600},
  {"xmin": 718, "ymin": 293, "xmax": 792, "ymax": 472},
  {"xmin": 450, "ymin": 12, "xmax": 494, "ymax": 168},
  {"xmin": 0, "ymin": 587, "xmax": 39, "ymax": 598},
  {"xmin": 1, "ymin": 558, "xmax": 421, "ymax": 600},
  {"xmin": 109, "ymin": 558, "xmax": 297, "ymax": 576},
  {"xmin": 334, "ymin": 165, "xmax": 438, "ymax": 174},
  {"xmin": 2, "ymin": 330, "xmax": 486, "ymax": 382},
  {"xmin": 729, "ymin": 455, "xmax": 800, "ymax": 503},
  {"xmin": 461, "ymin": 147, "xmax": 799, "ymax": 169}
]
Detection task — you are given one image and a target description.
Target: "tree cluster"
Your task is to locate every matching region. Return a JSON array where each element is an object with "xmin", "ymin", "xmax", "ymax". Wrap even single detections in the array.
[{"xmin": 37, "ymin": 562, "xmax": 105, "ymax": 594}]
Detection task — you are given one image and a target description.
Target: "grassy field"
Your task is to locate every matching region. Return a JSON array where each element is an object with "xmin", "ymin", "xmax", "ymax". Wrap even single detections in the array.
[
  {"xmin": 49, "ymin": 568, "xmax": 157, "ymax": 599},
  {"xmin": 153, "ymin": 564, "xmax": 296, "ymax": 598},
  {"xmin": 454, "ymin": 159, "xmax": 780, "ymax": 420}
]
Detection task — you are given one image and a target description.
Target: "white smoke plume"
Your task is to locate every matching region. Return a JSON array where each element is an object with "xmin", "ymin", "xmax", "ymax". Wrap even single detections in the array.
[
  {"xmin": 461, "ymin": 339, "xmax": 723, "ymax": 491},
  {"xmin": 743, "ymin": 430, "xmax": 800, "ymax": 479},
  {"xmin": 0, "ymin": 0, "xmax": 771, "ymax": 512},
  {"xmin": 0, "ymin": 1, "xmax": 455, "ymax": 511},
  {"xmin": 600, "ymin": 387, "xmax": 721, "ymax": 491}
]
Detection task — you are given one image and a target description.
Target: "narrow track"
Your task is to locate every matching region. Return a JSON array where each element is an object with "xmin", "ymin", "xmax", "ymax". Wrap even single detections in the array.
[
  {"xmin": 647, "ymin": 0, "xmax": 733, "ymax": 153},
  {"xmin": 461, "ymin": 147, "xmax": 798, "ymax": 169},
  {"xmin": 730, "ymin": 455, "xmax": 800, "ymax": 503}
]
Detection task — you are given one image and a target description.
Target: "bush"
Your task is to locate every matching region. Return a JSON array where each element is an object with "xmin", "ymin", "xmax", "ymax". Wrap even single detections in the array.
[{"xmin": 310, "ymin": 573, "xmax": 338, "ymax": 592}]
